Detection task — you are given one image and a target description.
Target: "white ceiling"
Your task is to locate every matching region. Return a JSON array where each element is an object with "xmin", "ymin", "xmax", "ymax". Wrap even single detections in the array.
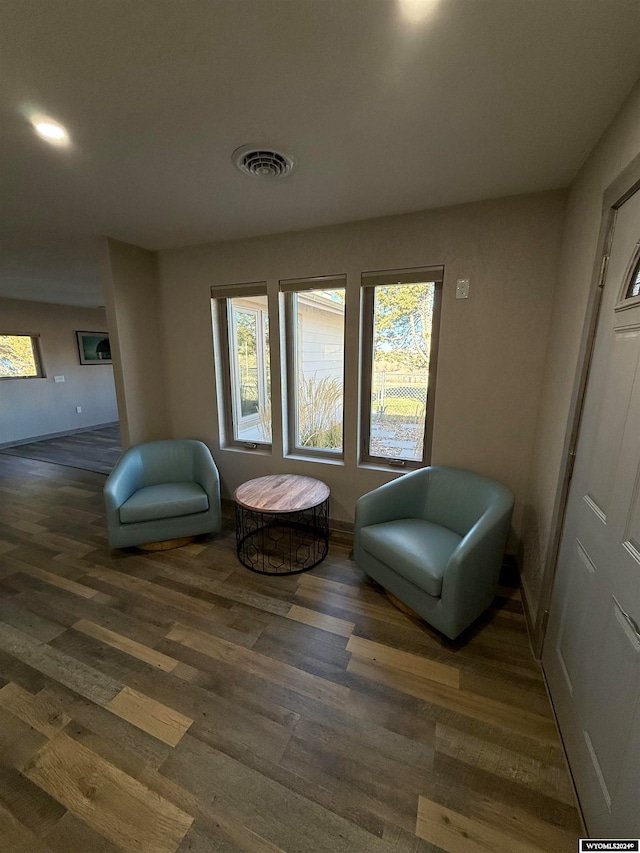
[{"xmin": 1, "ymin": 0, "xmax": 639, "ymax": 307}]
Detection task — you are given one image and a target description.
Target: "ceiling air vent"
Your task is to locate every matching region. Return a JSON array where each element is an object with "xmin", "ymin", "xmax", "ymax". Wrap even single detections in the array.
[{"xmin": 233, "ymin": 145, "xmax": 295, "ymax": 179}]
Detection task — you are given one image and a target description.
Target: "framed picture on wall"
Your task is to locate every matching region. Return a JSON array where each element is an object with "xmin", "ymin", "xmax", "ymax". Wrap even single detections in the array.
[{"xmin": 76, "ymin": 331, "xmax": 112, "ymax": 365}]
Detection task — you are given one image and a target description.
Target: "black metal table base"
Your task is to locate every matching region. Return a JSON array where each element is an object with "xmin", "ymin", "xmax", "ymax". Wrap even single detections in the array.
[{"xmin": 235, "ymin": 498, "xmax": 329, "ymax": 575}]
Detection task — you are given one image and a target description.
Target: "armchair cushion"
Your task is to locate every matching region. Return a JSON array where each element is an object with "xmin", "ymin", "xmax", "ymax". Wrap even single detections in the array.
[
  {"xmin": 119, "ymin": 482, "xmax": 209, "ymax": 524},
  {"xmin": 359, "ymin": 518, "xmax": 461, "ymax": 598}
]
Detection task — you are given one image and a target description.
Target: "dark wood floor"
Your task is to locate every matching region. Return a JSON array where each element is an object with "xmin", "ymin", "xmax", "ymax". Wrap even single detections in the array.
[
  {"xmin": 0, "ymin": 453, "xmax": 582, "ymax": 852},
  {"xmin": 1, "ymin": 425, "xmax": 122, "ymax": 475}
]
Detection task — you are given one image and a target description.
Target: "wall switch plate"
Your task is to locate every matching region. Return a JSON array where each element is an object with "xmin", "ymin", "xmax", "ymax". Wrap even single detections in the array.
[
  {"xmin": 76, "ymin": 406, "xmax": 82, "ymax": 413},
  {"xmin": 456, "ymin": 279, "xmax": 470, "ymax": 299},
  {"xmin": 54, "ymin": 375, "xmax": 65, "ymax": 383}
]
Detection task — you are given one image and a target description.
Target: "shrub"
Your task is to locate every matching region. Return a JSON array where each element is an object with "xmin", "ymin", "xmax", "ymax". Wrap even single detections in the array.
[{"xmin": 258, "ymin": 374, "xmax": 343, "ymax": 449}]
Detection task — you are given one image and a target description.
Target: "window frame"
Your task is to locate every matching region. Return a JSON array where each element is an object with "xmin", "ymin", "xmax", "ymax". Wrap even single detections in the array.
[
  {"xmin": 229, "ymin": 304, "xmax": 269, "ymax": 435},
  {"xmin": 359, "ymin": 266, "xmax": 444, "ymax": 469},
  {"xmin": 212, "ymin": 282, "xmax": 272, "ymax": 451},
  {"xmin": 281, "ymin": 274, "xmax": 347, "ymax": 460},
  {"xmin": 0, "ymin": 333, "xmax": 45, "ymax": 380}
]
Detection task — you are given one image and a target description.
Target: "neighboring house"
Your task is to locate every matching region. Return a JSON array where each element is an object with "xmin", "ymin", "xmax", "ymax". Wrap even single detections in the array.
[
  {"xmin": 296, "ymin": 291, "xmax": 345, "ymax": 384},
  {"xmin": 231, "ymin": 290, "xmax": 345, "ymax": 443}
]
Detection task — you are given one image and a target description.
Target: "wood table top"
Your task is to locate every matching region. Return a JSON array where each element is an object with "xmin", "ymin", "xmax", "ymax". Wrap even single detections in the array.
[{"xmin": 234, "ymin": 474, "xmax": 330, "ymax": 513}]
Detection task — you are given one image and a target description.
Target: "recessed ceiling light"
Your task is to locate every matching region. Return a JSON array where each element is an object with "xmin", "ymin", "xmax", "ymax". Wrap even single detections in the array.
[
  {"xmin": 398, "ymin": 0, "xmax": 440, "ymax": 24},
  {"xmin": 33, "ymin": 119, "xmax": 69, "ymax": 145}
]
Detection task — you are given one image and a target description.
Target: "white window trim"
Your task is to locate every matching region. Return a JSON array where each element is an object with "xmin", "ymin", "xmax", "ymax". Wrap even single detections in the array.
[{"xmin": 229, "ymin": 304, "xmax": 269, "ymax": 434}]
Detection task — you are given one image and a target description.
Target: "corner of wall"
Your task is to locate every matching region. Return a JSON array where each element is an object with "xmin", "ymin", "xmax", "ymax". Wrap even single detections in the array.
[
  {"xmin": 96, "ymin": 236, "xmax": 131, "ymax": 447},
  {"xmin": 97, "ymin": 236, "xmax": 169, "ymax": 447}
]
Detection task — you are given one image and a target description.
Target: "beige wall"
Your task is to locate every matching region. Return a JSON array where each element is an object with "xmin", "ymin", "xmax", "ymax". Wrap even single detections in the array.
[
  {"xmin": 522, "ymin": 79, "xmax": 640, "ymax": 627},
  {"xmin": 98, "ymin": 237, "xmax": 169, "ymax": 447},
  {"xmin": 156, "ymin": 190, "xmax": 566, "ymax": 539},
  {"xmin": 0, "ymin": 298, "xmax": 117, "ymax": 445}
]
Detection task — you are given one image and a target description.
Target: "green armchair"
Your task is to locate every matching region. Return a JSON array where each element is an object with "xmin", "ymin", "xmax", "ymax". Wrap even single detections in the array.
[
  {"xmin": 354, "ymin": 466, "xmax": 514, "ymax": 639},
  {"xmin": 104, "ymin": 439, "xmax": 222, "ymax": 549}
]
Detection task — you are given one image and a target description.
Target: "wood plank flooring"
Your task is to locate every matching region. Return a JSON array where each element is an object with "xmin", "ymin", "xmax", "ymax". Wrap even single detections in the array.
[
  {"xmin": 0, "ymin": 453, "xmax": 583, "ymax": 852},
  {"xmin": 1, "ymin": 425, "xmax": 122, "ymax": 474}
]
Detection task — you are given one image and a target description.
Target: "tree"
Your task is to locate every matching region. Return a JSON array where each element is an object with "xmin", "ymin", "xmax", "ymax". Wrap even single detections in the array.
[
  {"xmin": 373, "ymin": 283, "xmax": 435, "ymax": 370},
  {"xmin": 234, "ymin": 310, "xmax": 257, "ymax": 361},
  {"xmin": 233, "ymin": 309, "xmax": 259, "ymax": 415},
  {"xmin": 0, "ymin": 335, "xmax": 37, "ymax": 377}
]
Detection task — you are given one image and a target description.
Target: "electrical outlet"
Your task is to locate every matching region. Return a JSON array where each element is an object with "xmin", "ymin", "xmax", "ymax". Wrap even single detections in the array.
[
  {"xmin": 76, "ymin": 406, "xmax": 82, "ymax": 413},
  {"xmin": 456, "ymin": 279, "xmax": 470, "ymax": 299},
  {"xmin": 54, "ymin": 375, "xmax": 65, "ymax": 383}
]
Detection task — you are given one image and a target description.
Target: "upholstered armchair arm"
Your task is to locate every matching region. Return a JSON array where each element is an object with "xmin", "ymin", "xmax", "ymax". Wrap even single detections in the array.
[
  {"xmin": 191, "ymin": 441, "xmax": 221, "ymax": 503},
  {"xmin": 103, "ymin": 449, "xmax": 143, "ymax": 517},
  {"xmin": 441, "ymin": 501, "xmax": 513, "ymax": 629},
  {"xmin": 355, "ymin": 469, "xmax": 429, "ymax": 531}
]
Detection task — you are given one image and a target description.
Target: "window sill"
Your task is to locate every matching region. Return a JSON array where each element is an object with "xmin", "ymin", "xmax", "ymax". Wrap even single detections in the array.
[
  {"xmin": 0, "ymin": 375, "xmax": 46, "ymax": 381},
  {"xmin": 220, "ymin": 444, "xmax": 272, "ymax": 457},
  {"xmin": 284, "ymin": 452, "xmax": 345, "ymax": 467},
  {"xmin": 358, "ymin": 460, "xmax": 424, "ymax": 473}
]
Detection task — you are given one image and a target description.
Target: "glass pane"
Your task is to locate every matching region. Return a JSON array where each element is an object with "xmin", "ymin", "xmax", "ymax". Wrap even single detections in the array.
[
  {"xmin": 369, "ymin": 282, "xmax": 435, "ymax": 462},
  {"xmin": 0, "ymin": 335, "xmax": 38, "ymax": 377},
  {"xmin": 235, "ymin": 310, "xmax": 258, "ymax": 417},
  {"xmin": 293, "ymin": 289, "xmax": 345, "ymax": 451},
  {"xmin": 229, "ymin": 295, "xmax": 271, "ymax": 443},
  {"xmin": 264, "ymin": 313, "xmax": 271, "ymax": 402},
  {"xmin": 625, "ymin": 257, "xmax": 640, "ymax": 300}
]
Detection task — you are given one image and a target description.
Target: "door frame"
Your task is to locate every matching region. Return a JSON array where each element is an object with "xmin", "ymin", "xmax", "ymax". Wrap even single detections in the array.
[{"xmin": 532, "ymin": 152, "xmax": 640, "ymax": 657}]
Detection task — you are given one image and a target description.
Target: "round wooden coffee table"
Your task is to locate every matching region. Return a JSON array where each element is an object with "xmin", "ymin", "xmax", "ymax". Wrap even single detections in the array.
[{"xmin": 234, "ymin": 474, "xmax": 330, "ymax": 575}]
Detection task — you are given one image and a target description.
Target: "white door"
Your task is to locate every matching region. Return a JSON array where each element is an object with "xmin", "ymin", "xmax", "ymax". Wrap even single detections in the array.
[{"xmin": 543, "ymin": 187, "xmax": 640, "ymax": 837}]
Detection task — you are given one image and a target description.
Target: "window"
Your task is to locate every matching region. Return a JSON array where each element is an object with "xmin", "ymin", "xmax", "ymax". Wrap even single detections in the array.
[
  {"xmin": 281, "ymin": 276, "xmax": 346, "ymax": 457},
  {"xmin": 229, "ymin": 299, "xmax": 271, "ymax": 440},
  {"xmin": 212, "ymin": 284, "xmax": 271, "ymax": 448},
  {"xmin": 0, "ymin": 334, "xmax": 44, "ymax": 379},
  {"xmin": 212, "ymin": 266, "xmax": 441, "ymax": 467},
  {"xmin": 360, "ymin": 267, "xmax": 443, "ymax": 467},
  {"xmin": 624, "ymin": 254, "xmax": 640, "ymax": 300}
]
